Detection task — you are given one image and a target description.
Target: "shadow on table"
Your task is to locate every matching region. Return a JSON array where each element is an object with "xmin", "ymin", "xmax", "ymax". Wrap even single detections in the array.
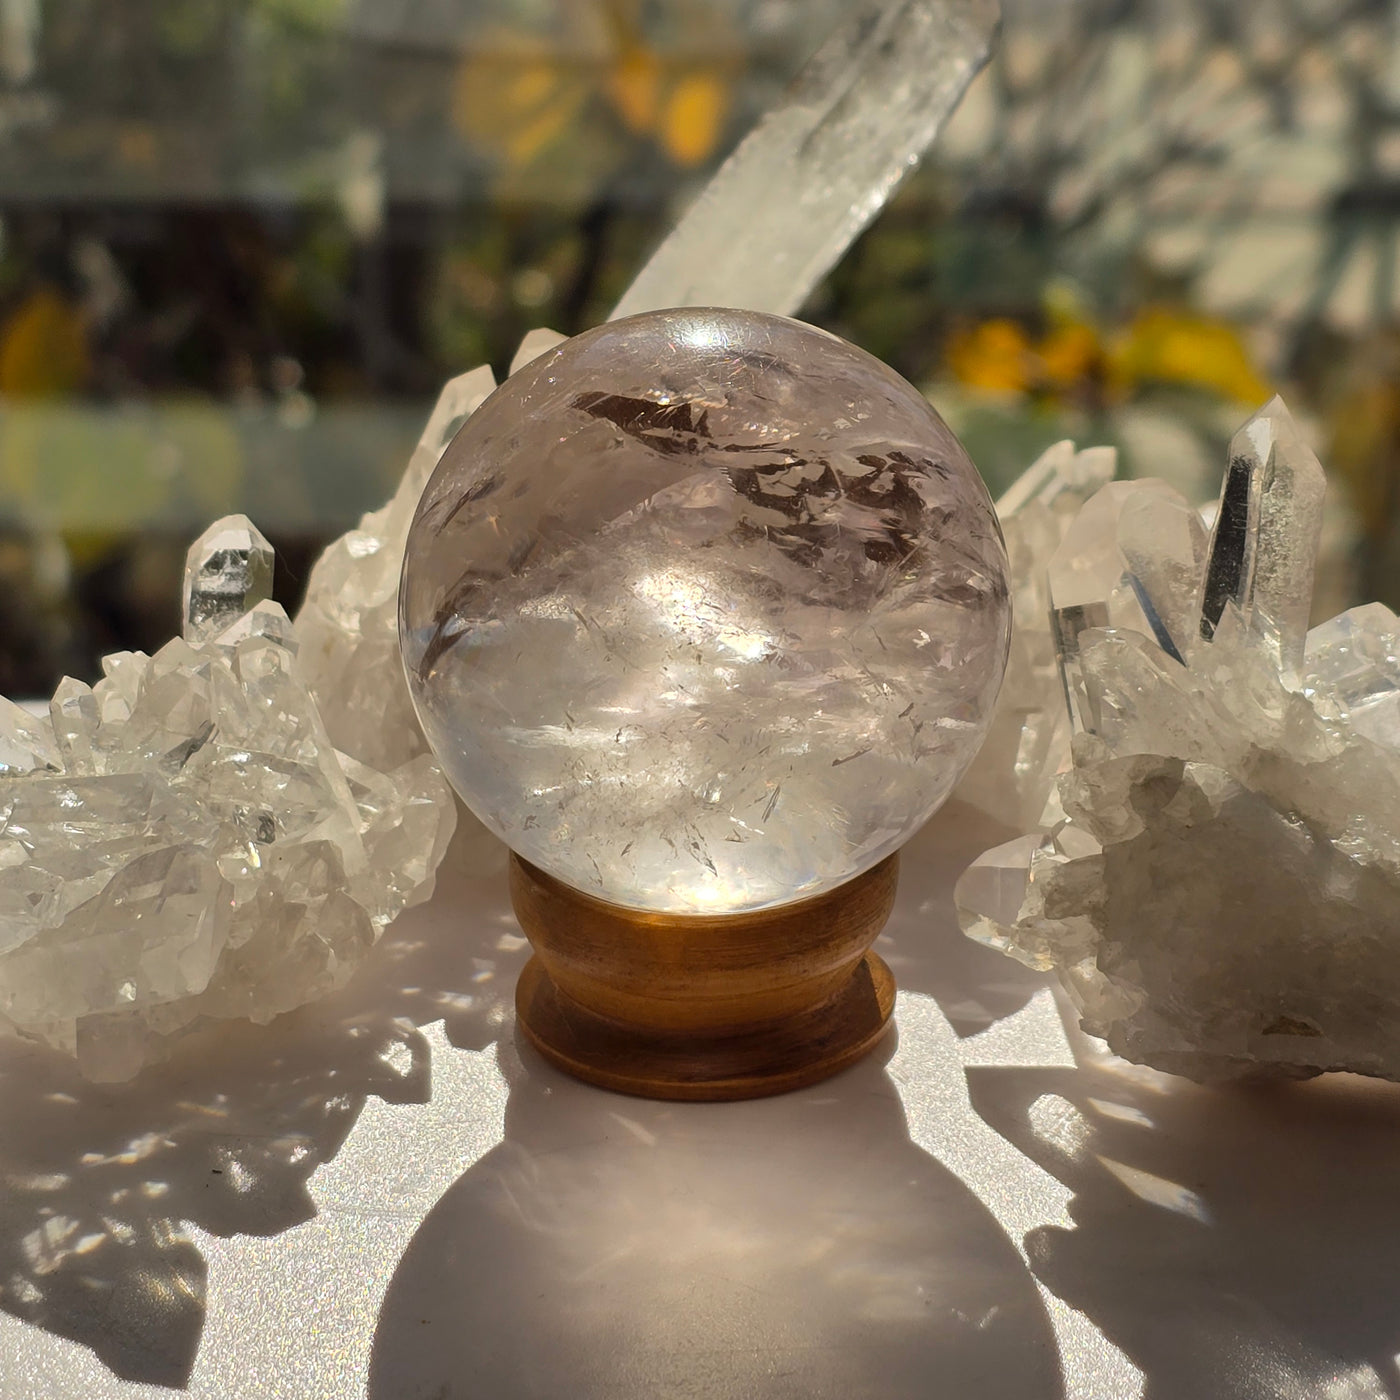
[
  {"xmin": 0, "ymin": 812, "xmax": 522, "ymax": 1389},
  {"xmin": 970, "ymin": 1047, "xmax": 1400, "ymax": 1400},
  {"xmin": 879, "ymin": 800, "xmax": 1048, "ymax": 1037},
  {"xmin": 367, "ymin": 794, "xmax": 1070, "ymax": 1400},
  {"xmin": 888, "ymin": 801, "xmax": 1400, "ymax": 1398},
  {"xmin": 368, "ymin": 1034, "xmax": 1066, "ymax": 1400}
]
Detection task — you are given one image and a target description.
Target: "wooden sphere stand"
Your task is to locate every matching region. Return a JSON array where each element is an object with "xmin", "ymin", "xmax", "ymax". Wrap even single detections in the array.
[{"xmin": 511, "ymin": 853, "xmax": 898, "ymax": 1101}]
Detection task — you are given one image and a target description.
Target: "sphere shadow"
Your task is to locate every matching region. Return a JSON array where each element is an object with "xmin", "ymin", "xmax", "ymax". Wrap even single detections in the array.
[
  {"xmin": 0, "ymin": 812, "xmax": 521, "ymax": 1388},
  {"xmin": 969, "ymin": 1039, "xmax": 1400, "ymax": 1400},
  {"xmin": 369, "ymin": 1036, "xmax": 1065, "ymax": 1400}
]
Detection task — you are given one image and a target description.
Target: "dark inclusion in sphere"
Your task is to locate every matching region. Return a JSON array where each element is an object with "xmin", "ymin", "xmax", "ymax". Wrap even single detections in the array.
[{"xmin": 401, "ymin": 308, "xmax": 1010, "ymax": 913}]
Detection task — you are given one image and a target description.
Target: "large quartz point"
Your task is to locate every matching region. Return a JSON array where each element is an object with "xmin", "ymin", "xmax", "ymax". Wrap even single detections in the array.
[
  {"xmin": 0, "ymin": 526, "xmax": 455, "ymax": 1081},
  {"xmin": 1199, "ymin": 395, "xmax": 1326, "ymax": 672},
  {"xmin": 613, "ymin": 0, "xmax": 998, "ymax": 320},
  {"xmin": 956, "ymin": 396, "xmax": 1400, "ymax": 1083}
]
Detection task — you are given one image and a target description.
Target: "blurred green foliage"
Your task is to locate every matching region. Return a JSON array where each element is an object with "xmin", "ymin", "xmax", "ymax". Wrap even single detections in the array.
[{"xmin": 2, "ymin": 0, "xmax": 1400, "ymax": 691}]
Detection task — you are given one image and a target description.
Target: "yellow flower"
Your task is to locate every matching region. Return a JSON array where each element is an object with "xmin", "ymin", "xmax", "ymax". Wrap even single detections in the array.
[
  {"xmin": 453, "ymin": 5, "xmax": 733, "ymax": 176},
  {"xmin": 607, "ymin": 43, "xmax": 662, "ymax": 134},
  {"xmin": 1037, "ymin": 319, "xmax": 1102, "ymax": 391},
  {"xmin": 0, "ymin": 288, "xmax": 89, "ymax": 399},
  {"xmin": 452, "ymin": 37, "xmax": 593, "ymax": 171},
  {"xmin": 659, "ymin": 71, "xmax": 729, "ymax": 168},
  {"xmin": 945, "ymin": 319, "xmax": 1035, "ymax": 394},
  {"xmin": 1109, "ymin": 307, "xmax": 1271, "ymax": 405}
]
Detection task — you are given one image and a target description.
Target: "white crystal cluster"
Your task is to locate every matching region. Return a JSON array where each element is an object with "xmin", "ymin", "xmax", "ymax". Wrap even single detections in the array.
[
  {"xmin": 0, "ymin": 515, "xmax": 456, "ymax": 1081},
  {"xmin": 956, "ymin": 397, "xmax": 1400, "ymax": 1082}
]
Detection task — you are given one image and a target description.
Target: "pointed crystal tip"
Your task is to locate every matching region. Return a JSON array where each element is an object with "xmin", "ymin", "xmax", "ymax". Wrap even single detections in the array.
[
  {"xmin": 1199, "ymin": 394, "xmax": 1325, "ymax": 669},
  {"xmin": 183, "ymin": 515, "xmax": 275, "ymax": 644}
]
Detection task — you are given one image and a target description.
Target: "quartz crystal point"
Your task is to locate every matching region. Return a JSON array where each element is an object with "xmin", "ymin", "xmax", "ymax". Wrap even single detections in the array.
[
  {"xmin": 611, "ymin": 0, "xmax": 999, "ymax": 320},
  {"xmin": 1049, "ymin": 479, "xmax": 1209, "ymax": 736},
  {"xmin": 183, "ymin": 515, "xmax": 273, "ymax": 643},
  {"xmin": 956, "ymin": 395, "xmax": 1400, "ymax": 1083},
  {"xmin": 1199, "ymin": 395, "xmax": 1326, "ymax": 673},
  {"xmin": 0, "ymin": 524, "xmax": 455, "ymax": 1081}
]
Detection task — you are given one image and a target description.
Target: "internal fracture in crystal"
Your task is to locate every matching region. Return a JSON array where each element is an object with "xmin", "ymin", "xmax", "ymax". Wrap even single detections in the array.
[
  {"xmin": 402, "ymin": 307, "xmax": 1011, "ymax": 913},
  {"xmin": 955, "ymin": 395, "xmax": 1400, "ymax": 1082},
  {"xmin": 0, "ymin": 525, "xmax": 456, "ymax": 1081}
]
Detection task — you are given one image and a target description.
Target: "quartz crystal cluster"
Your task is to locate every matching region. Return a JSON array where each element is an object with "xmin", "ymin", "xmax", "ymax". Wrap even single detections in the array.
[
  {"xmin": 0, "ymin": 515, "xmax": 455, "ymax": 1081},
  {"xmin": 402, "ymin": 308, "xmax": 1011, "ymax": 914},
  {"xmin": 956, "ymin": 396, "xmax": 1400, "ymax": 1082}
]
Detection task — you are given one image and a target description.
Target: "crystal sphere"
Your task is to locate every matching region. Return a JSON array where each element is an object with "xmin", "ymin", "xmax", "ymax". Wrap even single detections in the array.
[{"xmin": 400, "ymin": 309, "xmax": 1010, "ymax": 913}]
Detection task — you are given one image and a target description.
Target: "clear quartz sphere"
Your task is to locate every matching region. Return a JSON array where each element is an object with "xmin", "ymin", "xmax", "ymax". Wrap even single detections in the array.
[{"xmin": 401, "ymin": 309, "xmax": 1010, "ymax": 913}]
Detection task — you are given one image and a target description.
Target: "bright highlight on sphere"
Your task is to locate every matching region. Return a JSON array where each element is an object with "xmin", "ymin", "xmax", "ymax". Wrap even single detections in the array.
[{"xmin": 400, "ymin": 308, "xmax": 1010, "ymax": 913}]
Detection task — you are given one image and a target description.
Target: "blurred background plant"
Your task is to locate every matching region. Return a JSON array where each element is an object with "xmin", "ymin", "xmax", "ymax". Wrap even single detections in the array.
[{"xmin": 0, "ymin": 0, "xmax": 1397, "ymax": 693}]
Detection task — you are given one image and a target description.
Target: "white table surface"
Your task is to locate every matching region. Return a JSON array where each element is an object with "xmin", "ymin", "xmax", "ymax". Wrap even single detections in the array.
[{"xmin": 3, "ymin": 799, "xmax": 1398, "ymax": 1400}]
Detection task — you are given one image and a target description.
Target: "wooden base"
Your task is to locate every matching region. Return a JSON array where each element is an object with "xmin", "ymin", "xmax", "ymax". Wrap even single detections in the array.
[
  {"xmin": 516, "ymin": 951, "xmax": 894, "ymax": 1100},
  {"xmin": 510, "ymin": 854, "xmax": 899, "ymax": 1101}
]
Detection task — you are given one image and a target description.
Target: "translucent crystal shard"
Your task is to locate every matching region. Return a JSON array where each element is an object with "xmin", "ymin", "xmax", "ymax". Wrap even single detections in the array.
[
  {"xmin": 509, "ymin": 327, "xmax": 566, "ymax": 375},
  {"xmin": 610, "ymin": 0, "xmax": 999, "ymax": 320},
  {"xmin": 0, "ymin": 695, "xmax": 59, "ymax": 775},
  {"xmin": 953, "ymin": 831, "xmax": 1043, "ymax": 954},
  {"xmin": 1199, "ymin": 396, "xmax": 1325, "ymax": 671},
  {"xmin": 1304, "ymin": 602, "xmax": 1400, "ymax": 748},
  {"xmin": 182, "ymin": 515, "xmax": 274, "ymax": 643},
  {"xmin": 49, "ymin": 675, "xmax": 100, "ymax": 774},
  {"xmin": 953, "ymin": 440, "xmax": 1115, "ymax": 829},
  {"xmin": 294, "ymin": 364, "xmax": 496, "ymax": 771},
  {"xmin": 1047, "ymin": 480, "xmax": 1207, "ymax": 733}
]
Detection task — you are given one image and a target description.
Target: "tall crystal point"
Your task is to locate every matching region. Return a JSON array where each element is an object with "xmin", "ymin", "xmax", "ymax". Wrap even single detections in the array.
[
  {"xmin": 183, "ymin": 515, "xmax": 274, "ymax": 643},
  {"xmin": 610, "ymin": 0, "xmax": 999, "ymax": 320},
  {"xmin": 1198, "ymin": 395, "xmax": 1325, "ymax": 671}
]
